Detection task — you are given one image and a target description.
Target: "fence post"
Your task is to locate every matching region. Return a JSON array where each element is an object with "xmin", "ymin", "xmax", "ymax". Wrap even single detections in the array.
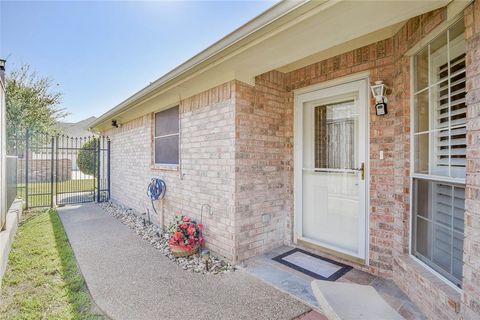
[
  {"xmin": 55, "ymin": 135, "xmax": 59, "ymax": 206},
  {"xmin": 25, "ymin": 129, "xmax": 29, "ymax": 210},
  {"xmin": 107, "ymin": 138, "xmax": 111, "ymax": 201},
  {"xmin": 96, "ymin": 138, "xmax": 101, "ymax": 202},
  {"xmin": 50, "ymin": 136, "xmax": 54, "ymax": 208},
  {"xmin": 92, "ymin": 137, "xmax": 96, "ymax": 201}
]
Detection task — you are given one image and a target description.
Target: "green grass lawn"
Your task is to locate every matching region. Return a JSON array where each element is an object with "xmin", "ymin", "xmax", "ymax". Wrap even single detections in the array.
[
  {"xmin": 16, "ymin": 179, "xmax": 96, "ymax": 208},
  {"xmin": 0, "ymin": 209, "xmax": 105, "ymax": 319}
]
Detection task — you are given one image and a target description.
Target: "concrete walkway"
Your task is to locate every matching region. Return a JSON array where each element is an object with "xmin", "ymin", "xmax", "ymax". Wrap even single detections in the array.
[{"xmin": 58, "ymin": 204, "xmax": 311, "ymax": 320}]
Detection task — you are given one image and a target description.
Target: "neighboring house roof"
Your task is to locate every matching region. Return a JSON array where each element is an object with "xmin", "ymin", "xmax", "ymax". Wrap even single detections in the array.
[
  {"xmin": 58, "ymin": 116, "xmax": 96, "ymax": 137},
  {"xmin": 90, "ymin": 0, "xmax": 455, "ymax": 132}
]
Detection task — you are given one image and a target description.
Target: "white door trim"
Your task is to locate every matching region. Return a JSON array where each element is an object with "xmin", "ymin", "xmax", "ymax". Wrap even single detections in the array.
[
  {"xmin": 293, "ymin": 71, "xmax": 370, "ymax": 95},
  {"xmin": 293, "ymin": 75, "xmax": 370, "ymax": 262}
]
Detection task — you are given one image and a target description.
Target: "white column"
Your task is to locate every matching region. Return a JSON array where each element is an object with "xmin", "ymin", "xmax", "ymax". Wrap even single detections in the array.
[{"xmin": 0, "ymin": 60, "xmax": 6, "ymax": 231}]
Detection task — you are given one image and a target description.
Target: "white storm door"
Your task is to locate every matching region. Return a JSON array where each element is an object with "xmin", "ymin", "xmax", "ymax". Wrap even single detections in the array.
[{"xmin": 295, "ymin": 78, "xmax": 368, "ymax": 261}]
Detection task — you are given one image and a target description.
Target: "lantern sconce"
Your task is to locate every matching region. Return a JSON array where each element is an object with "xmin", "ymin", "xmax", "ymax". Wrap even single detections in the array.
[{"xmin": 370, "ymin": 80, "xmax": 388, "ymax": 116}]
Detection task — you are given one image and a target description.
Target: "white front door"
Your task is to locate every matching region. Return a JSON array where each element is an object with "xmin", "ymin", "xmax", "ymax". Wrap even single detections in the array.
[{"xmin": 294, "ymin": 78, "xmax": 368, "ymax": 261}]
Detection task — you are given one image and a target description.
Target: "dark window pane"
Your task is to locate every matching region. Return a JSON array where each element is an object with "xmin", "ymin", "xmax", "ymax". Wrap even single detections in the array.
[
  {"xmin": 155, "ymin": 135, "xmax": 179, "ymax": 164},
  {"xmin": 453, "ymin": 186, "xmax": 465, "ymax": 233},
  {"xmin": 434, "ymin": 183, "xmax": 453, "ymax": 228},
  {"xmin": 415, "ymin": 217, "xmax": 431, "ymax": 259},
  {"xmin": 155, "ymin": 106, "xmax": 179, "ymax": 137},
  {"xmin": 412, "ymin": 178, "xmax": 464, "ymax": 288},
  {"xmin": 432, "ymin": 224, "xmax": 452, "ymax": 273},
  {"xmin": 413, "ymin": 179, "xmax": 431, "ymax": 219},
  {"xmin": 452, "ymin": 231, "xmax": 464, "ymax": 280}
]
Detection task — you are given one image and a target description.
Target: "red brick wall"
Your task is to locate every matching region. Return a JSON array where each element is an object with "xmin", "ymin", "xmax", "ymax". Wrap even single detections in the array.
[
  {"xmin": 277, "ymin": 5, "xmax": 480, "ymax": 319},
  {"xmin": 104, "ymin": 3, "xmax": 480, "ymax": 318},
  {"xmin": 463, "ymin": 2, "xmax": 480, "ymax": 319},
  {"xmin": 237, "ymin": 6, "xmax": 470, "ymax": 319},
  {"xmin": 232, "ymin": 8, "xmax": 449, "ymax": 278},
  {"xmin": 17, "ymin": 159, "xmax": 72, "ymax": 182},
  {"xmin": 280, "ymin": 9, "xmax": 446, "ymax": 278},
  {"xmin": 105, "ymin": 82, "xmax": 238, "ymax": 261},
  {"xmin": 282, "ymin": 38, "xmax": 397, "ymax": 276},
  {"xmin": 390, "ymin": 9, "xmax": 466, "ymax": 320},
  {"xmin": 234, "ymin": 74, "xmax": 288, "ymax": 261}
]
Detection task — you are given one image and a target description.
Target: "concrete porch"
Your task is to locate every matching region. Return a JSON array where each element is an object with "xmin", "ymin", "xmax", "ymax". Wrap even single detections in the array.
[{"xmin": 243, "ymin": 246, "xmax": 427, "ymax": 320}]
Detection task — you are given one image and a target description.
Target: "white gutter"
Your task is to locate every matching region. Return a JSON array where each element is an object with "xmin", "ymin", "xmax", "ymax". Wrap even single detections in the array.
[{"xmin": 90, "ymin": 0, "xmax": 313, "ymax": 130}]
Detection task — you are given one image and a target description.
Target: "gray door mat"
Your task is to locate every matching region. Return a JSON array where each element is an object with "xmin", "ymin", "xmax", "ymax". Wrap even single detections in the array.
[{"xmin": 273, "ymin": 248, "xmax": 352, "ymax": 281}]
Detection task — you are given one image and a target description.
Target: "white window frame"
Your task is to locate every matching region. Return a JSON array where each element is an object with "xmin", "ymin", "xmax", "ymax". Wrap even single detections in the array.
[
  {"xmin": 153, "ymin": 106, "xmax": 180, "ymax": 166},
  {"xmin": 409, "ymin": 17, "xmax": 465, "ymax": 293}
]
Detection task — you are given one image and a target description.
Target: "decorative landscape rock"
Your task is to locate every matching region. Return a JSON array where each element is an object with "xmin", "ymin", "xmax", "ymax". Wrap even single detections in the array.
[{"xmin": 98, "ymin": 202, "xmax": 235, "ymax": 274}]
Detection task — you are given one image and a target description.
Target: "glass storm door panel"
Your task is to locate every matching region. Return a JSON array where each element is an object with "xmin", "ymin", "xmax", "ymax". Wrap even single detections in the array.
[{"xmin": 298, "ymin": 80, "xmax": 367, "ymax": 260}]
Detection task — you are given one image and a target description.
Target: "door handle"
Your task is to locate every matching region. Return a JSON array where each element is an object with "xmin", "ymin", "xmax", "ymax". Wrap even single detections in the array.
[{"xmin": 352, "ymin": 162, "xmax": 365, "ymax": 180}]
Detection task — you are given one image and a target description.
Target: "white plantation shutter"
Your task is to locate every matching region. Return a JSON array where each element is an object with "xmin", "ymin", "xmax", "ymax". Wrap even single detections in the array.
[
  {"xmin": 435, "ymin": 52, "xmax": 467, "ymax": 177},
  {"xmin": 412, "ymin": 20, "xmax": 466, "ymax": 289},
  {"xmin": 452, "ymin": 186, "xmax": 465, "ymax": 279},
  {"xmin": 431, "ymin": 183, "xmax": 465, "ymax": 282}
]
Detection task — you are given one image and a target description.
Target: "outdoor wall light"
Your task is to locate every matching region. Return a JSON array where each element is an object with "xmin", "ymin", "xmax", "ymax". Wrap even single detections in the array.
[
  {"xmin": 370, "ymin": 80, "xmax": 388, "ymax": 116},
  {"xmin": 112, "ymin": 119, "xmax": 120, "ymax": 128},
  {"xmin": 0, "ymin": 59, "xmax": 6, "ymax": 83}
]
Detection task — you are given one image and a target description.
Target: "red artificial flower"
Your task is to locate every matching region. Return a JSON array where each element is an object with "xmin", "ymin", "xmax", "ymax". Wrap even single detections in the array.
[
  {"xmin": 173, "ymin": 231, "xmax": 183, "ymax": 241},
  {"xmin": 187, "ymin": 225, "xmax": 196, "ymax": 236},
  {"xmin": 168, "ymin": 215, "xmax": 204, "ymax": 251}
]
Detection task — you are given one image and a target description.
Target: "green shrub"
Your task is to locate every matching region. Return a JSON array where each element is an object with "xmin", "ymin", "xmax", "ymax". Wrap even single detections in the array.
[{"xmin": 77, "ymin": 138, "xmax": 97, "ymax": 176}]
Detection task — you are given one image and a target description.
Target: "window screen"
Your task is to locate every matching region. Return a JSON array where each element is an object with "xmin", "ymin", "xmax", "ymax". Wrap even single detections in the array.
[
  {"xmin": 411, "ymin": 20, "xmax": 465, "ymax": 288},
  {"xmin": 413, "ymin": 20, "xmax": 466, "ymax": 178},
  {"xmin": 412, "ymin": 179, "xmax": 465, "ymax": 288},
  {"xmin": 154, "ymin": 106, "xmax": 179, "ymax": 164}
]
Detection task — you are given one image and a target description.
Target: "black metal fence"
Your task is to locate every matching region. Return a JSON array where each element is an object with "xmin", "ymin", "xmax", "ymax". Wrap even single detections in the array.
[
  {"xmin": 55, "ymin": 135, "xmax": 110, "ymax": 205},
  {"xmin": 7, "ymin": 130, "xmax": 110, "ymax": 209}
]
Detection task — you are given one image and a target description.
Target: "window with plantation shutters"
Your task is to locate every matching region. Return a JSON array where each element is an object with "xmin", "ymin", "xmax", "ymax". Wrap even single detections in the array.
[
  {"xmin": 434, "ymin": 46, "xmax": 466, "ymax": 177},
  {"xmin": 412, "ymin": 20, "xmax": 466, "ymax": 289}
]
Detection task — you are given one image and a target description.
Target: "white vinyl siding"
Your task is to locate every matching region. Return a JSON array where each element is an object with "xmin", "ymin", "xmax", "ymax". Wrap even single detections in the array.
[{"xmin": 411, "ymin": 20, "xmax": 465, "ymax": 289}]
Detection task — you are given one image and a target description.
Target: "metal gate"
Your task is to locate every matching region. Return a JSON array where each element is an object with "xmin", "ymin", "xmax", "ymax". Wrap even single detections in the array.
[{"xmin": 8, "ymin": 130, "xmax": 110, "ymax": 209}]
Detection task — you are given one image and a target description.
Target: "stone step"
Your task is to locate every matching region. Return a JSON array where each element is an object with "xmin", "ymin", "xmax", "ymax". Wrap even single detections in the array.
[{"xmin": 311, "ymin": 280, "xmax": 404, "ymax": 320}]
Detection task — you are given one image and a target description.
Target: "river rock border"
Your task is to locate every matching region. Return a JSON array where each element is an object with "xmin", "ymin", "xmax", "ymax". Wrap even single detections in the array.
[{"xmin": 98, "ymin": 202, "xmax": 235, "ymax": 274}]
